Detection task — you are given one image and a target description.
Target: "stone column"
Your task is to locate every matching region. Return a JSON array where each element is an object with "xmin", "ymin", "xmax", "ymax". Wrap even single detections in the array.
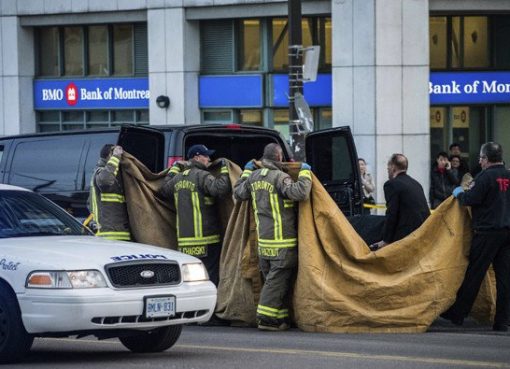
[
  {"xmin": 148, "ymin": 7, "xmax": 201, "ymax": 126},
  {"xmin": 332, "ymin": 0, "xmax": 430, "ymax": 206},
  {"xmin": 0, "ymin": 13, "xmax": 35, "ymax": 135}
]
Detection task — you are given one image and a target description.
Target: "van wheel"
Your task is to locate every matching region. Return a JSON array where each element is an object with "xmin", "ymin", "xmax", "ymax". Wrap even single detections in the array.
[
  {"xmin": 0, "ymin": 287, "xmax": 34, "ymax": 363},
  {"xmin": 119, "ymin": 325, "xmax": 182, "ymax": 353}
]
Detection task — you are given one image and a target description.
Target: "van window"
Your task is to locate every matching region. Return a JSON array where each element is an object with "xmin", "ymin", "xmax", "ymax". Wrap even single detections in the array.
[
  {"xmin": 9, "ymin": 138, "xmax": 84, "ymax": 192},
  {"xmin": 83, "ymin": 134, "xmax": 117, "ymax": 190},
  {"xmin": 185, "ymin": 134, "xmax": 284, "ymax": 167},
  {"xmin": 308, "ymin": 134, "xmax": 353, "ymax": 183},
  {"xmin": 0, "ymin": 145, "xmax": 4, "ymax": 166}
]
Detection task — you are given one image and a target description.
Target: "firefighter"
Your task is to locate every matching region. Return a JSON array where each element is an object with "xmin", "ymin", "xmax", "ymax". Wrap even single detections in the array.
[
  {"xmin": 89, "ymin": 144, "xmax": 131, "ymax": 241},
  {"xmin": 234, "ymin": 143, "xmax": 312, "ymax": 331},
  {"xmin": 160, "ymin": 144, "xmax": 231, "ymax": 287}
]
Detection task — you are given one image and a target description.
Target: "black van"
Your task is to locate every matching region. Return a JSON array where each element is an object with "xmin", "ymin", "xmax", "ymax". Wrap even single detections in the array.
[{"xmin": 0, "ymin": 124, "xmax": 363, "ymax": 219}]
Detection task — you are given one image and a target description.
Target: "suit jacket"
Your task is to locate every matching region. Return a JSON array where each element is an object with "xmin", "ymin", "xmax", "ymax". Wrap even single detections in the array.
[{"xmin": 382, "ymin": 172, "xmax": 430, "ymax": 243}]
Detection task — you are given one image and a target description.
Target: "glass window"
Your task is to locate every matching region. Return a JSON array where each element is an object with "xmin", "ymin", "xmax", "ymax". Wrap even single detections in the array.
[
  {"xmin": 317, "ymin": 108, "xmax": 332, "ymax": 130},
  {"xmin": 493, "ymin": 106, "xmax": 510, "ymax": 167},
  {"xmin": 429, "ymin": 17, "xmax": 447, "ymax": 69},
  {"xmin": 9, "ymin": 138, "xmax": 84, "ymax": 192},
  {"xmin": 136, "ymin": 110, "xmax": 149, "ymax": 123},
  {"xmin": 0, "ymin": 145, "xmax": 4, "ymax": 166},
  {"xmin": 88, "ymin": 26, "xmax": 109, "ymax": 76},
  {"xmin": 203, "ymin": 110, "xmax": 233, "ymax": 123},
  {"xmin": 64, "ymin": 27, "xmax": 84, "ymax": 76},
  {"xmin": 113, "ymin": 24, "xmax": 133, "ymax": 75},
  {"xmin": 272, "ymin": 19, "xmax": 289, "ymax": 71},
  {"xmin": 112, "ymin": 110, "xmax": 134, "ymax": 123},
  {"xmin": 323, "ymin": 18, "xmax": 332, "ymax": 67},
  {"xmin": 463, "ymin": 16, "xmax": 489, "ymax": 68},
  {"xmin": 240, "ymin": 109, "xmax": 263, "ymax": 126},
  {"xmin": 451, "ymin": 17, "xmax": 461, "ymax": 68},
  {"xmin": 39, "ymin": 27, "xmax": 60, "ymax": 76},
  {"xmin": 273, "ymin": 109, "xmax": 290, "ymax": 140},
  {"xmin": 238, "ymin": 20, "xmax": 261, "ymax": 71},
  {"xmin": 493, "ymin": 16, "xmax": 510, "ymax": 69}
]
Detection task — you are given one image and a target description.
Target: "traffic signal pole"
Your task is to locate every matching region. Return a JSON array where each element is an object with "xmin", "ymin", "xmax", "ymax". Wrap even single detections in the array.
[{"xmin": 288, "ymin": 0, "xmax": 305, "ymax": 161}]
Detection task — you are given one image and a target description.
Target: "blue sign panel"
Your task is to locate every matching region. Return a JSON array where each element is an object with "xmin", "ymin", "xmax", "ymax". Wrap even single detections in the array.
[
  {"xmin": 199, "ymin": 75, "xmax": 263, "ymax": 108},
  {"xmin": 272, "ymin": 74, "xmax": 332, "ymax": 107},
  {"xmin": 34, "ymin": 78, "xmax": 149, "ymax": 110},
  {"xmin": 430, "ymin": 72, "xmax": 510, "ymax": 105}
]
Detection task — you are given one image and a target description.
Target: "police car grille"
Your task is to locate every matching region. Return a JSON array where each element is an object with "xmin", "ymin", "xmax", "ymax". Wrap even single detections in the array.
[{"xmin": 106, "ymin": 262, "xmax": 181, "ymax": 288}]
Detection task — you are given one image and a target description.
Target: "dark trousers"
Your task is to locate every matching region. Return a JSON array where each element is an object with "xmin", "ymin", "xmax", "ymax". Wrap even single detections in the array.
[
  {"xmin": 257, "ymin": 249, "xmax": 297, "ymax": 326},
  {"xmin": 198, "ymin": 243, "xmax": 221, "ymax": 287},
  {"xmin": 447, "ymin": 230, "xmax": 510, "ymax": 326}
]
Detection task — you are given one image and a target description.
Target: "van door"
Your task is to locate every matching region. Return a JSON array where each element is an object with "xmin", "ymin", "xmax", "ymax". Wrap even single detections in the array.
[
  {"xmin": 305, "ymin": 127, "xmax": 363, "ymax": 216},
  {"xmin": 117, "ymin": 125, "xmax": 166, "ymax": 172}
]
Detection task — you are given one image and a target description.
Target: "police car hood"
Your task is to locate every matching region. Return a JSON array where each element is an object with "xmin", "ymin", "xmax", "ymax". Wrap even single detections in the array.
[{"xmin": 1, "ymin": 235, "xmax": 196, "ymax": 269}]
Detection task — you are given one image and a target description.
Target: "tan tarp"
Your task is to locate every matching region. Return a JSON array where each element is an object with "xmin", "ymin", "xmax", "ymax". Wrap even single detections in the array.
[{"xmin": 120, "ymin": 156, "xmax": 496, "ymax": 332}]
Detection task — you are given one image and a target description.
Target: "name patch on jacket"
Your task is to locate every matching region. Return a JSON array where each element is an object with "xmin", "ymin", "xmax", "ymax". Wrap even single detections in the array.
[
  {"xmin": 175, "ymin": 180, "xmax": 196, "ymax": 192},
  {"xmin": 179, "ymin": 246, "xmax": 207, "ymax": 257},
  {"xmin": 251, "ymin": 181, "xmax": 274, "ymax": 193}
]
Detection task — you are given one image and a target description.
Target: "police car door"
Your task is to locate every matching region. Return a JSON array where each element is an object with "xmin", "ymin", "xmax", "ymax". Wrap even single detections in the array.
[
  {"xmin": 305, "ymin": 126, "xmax": 363, "ymax": 216},
  {"xmin": 117, "ymin": 125, "xmax": 166, "ymax": 173}
]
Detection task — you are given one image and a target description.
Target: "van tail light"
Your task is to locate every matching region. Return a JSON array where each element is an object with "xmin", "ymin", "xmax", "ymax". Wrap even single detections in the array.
[
  {"xmin": 225, "ymin": 124, "xmax": 241, "ymax": 130},
  {"xmin": 167, "ymin": 156, "xmax": 184, "ymax": 167}
]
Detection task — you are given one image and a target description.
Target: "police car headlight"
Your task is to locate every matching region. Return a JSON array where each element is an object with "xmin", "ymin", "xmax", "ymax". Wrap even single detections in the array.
[
  {"xmin": 182, "ymin": 263, "xmax": 209, "ymax": 282},
  {"xmin": 26, "ymin": 270, "xmax": 107, "ymax": 289}
]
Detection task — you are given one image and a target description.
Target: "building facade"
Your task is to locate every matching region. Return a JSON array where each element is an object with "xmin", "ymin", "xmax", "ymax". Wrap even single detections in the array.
[{"xmin": 1, "ymin": 0, "xmax": 510, "ymax": 205}]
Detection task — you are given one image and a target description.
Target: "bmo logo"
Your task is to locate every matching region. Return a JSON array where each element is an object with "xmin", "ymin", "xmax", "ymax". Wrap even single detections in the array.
[
  {"xmin": 40, "ymin": 82, "xmax": 79, "ymax": 106},
  {"xmin": 66, "ymin": 82, "xmax": 78, "ymax": 106}
]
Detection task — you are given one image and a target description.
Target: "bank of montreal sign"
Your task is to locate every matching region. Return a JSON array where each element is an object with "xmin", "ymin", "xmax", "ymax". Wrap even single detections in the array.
[
  {"xmin": 430, "ymin": 72, "xmax": 510, "ymax": 105},
  {"xmin": 33, "ymin": 78, "xmax": 149, "ymax": 110}
]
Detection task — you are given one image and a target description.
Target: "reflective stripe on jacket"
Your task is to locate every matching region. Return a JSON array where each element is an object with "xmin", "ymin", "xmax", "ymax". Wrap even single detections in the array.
[
  {"xmin": 160, "ymin": 160, "xmax": 230, "ymax": 248},
  {"xmin": 89, "ymin": 155, "xmax": 131, "ymax": 241},
  {"xmin": 234, "ymin": 159, "xmax": 312, "ymax": 257}
]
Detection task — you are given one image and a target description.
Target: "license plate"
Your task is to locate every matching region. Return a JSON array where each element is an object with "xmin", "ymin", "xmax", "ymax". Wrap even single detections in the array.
[{"xmin": 144, "ymin": 295, "xmax": 176, "ymax": 318}]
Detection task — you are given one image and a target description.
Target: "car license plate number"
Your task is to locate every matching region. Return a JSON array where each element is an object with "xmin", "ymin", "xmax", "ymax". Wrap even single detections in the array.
[{"xmin": 145, "ymin": 296, "xmax": 176, "ymax": 318}]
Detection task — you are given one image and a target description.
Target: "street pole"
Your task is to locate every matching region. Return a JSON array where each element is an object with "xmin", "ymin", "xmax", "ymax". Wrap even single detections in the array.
[{"xmin": 288, "ymin": 0, "xmax": 304, "ymax": 161}]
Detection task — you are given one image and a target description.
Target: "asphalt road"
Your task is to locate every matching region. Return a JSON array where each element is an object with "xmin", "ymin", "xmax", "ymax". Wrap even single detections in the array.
[{"xmin": 11, "ymin": 320, "xmax": 510, "ymax": 369}]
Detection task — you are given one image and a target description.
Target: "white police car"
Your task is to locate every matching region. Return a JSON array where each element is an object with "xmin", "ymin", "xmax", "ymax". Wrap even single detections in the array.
[{"xmin": 0, "ymin": 184, "xmax": 216, "ymax": 363}]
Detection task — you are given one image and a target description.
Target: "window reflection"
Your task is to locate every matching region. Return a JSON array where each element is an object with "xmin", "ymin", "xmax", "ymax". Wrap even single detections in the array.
[
  {"xmin": 88, "ymin": 26, "xmax": 109, "ymax": 76},
  {"xmin": 239, "ymin": 20, "xmax": 260, "ymax": 71},
  {"xmin": 429, "ymin": 17, "xmax": 447, "ymax": 69},
  {"xmin": 113, "ymin": 24, "xmax": 133, "ymax": 75},
  {"xmin": 64, "ymin": 27, "xmax": 84, "ymax": 76},
  {"xmin": 39, "ymin": 27, "xmax": 59, "ymax": 76}
]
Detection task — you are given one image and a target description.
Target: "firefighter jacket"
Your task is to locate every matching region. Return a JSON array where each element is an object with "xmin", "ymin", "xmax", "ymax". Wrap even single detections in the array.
[
  {"xmin": 160, "ymin": 160, "xmax": 230, "ymax": 250},
  {"xmin": 89, "ymin": 154, "xmax": 131, "ymax": 241},
  {"xmin": 234, "ymin": 159, "xmax": 312, "ymax": 258}
]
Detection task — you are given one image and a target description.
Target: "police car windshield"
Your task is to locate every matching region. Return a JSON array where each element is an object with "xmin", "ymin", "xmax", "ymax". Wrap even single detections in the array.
[{"xmin": 0, "ymin": 190, "xmax": 90, "ymax": 238}]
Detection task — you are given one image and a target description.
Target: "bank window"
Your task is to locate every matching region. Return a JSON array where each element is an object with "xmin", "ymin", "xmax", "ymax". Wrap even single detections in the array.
[
  {"xmin": 88, "ymin": 26, "xmax": 109, "ymax": 76},
  {"xmin": 430, "ymin": 17, "xmax": 447, "ymax": 69},
  {"xmin": 113, "ymin": 24, "xmax": 134, "ymax": 75},
  {"xmin": 36, "ymin": 23, "xmax": 146, "ymax": 77},
  {"xmin": 429, "ymin": 16, "xmax": 490, "ymax": 69},
  {"xmin": 37, "ymin": 110, "xmax": 148, "ymax": 132},
  {"xmin": 240, "ymin": 109, "xmax": 263, "ymax": 126},
  {"xmin": 237, "ymin": 20, "xmax": 261, "ymax": 71},
  {"xmin": 64, "ymin": 27, "xmax": 84, "ymax": 76},
  {"xmin": 39, "ymin": 27, "xmax": 59, "ymax": 76},
  {"xmin": 271, "ymin": 17, "xmax": 330, "ymax": 72}
]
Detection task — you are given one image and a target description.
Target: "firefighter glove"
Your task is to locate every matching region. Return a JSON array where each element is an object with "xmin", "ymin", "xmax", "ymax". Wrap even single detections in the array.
[
  {"xmin": 301, "ymin": 162, "xmax": 311, "ymax": 171},
  {"xmin": 244, "ymin": 161, "xmax": 256, "ymax": 171},
  {"xmin": 452, "ymin": 186, "xmax": 464, "ymax": 198}
]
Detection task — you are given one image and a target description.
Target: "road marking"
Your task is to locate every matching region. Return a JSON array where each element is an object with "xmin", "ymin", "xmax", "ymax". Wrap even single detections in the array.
[{"xmin": 48, "ymin": 338, "xmax": 509, "ymax": 368}]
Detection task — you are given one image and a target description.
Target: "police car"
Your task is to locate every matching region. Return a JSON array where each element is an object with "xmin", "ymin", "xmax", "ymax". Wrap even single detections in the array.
[{"xmin": 0, "ymin": 184, "xmax": 216, "ymax": 363}]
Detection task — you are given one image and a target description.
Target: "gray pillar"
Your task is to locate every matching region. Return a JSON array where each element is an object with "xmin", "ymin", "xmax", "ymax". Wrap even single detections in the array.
[
  {"xmin": 148, "ymin": 8, "xmax": 201, "ymax": 126},
  {"xmin": 332, "ymin": 0, "xmax": 430, "ymax": 206},
  {"xmin": 0, "ymin": 15, "xmax": 35, "ymax": 135}
]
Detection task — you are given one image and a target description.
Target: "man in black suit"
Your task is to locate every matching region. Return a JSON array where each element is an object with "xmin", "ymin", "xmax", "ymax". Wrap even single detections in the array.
[{"xmin": 370, "ymin": 153, "xmax": 430, "ymax": 251}]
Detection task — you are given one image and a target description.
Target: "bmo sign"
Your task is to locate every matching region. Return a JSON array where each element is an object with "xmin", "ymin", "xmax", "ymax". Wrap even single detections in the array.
[{"xmin": 34, "ymin": 78, "xmax": 149, "ymax": 109}]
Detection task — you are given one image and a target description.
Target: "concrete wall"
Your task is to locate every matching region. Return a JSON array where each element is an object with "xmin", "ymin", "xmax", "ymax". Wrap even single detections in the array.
[{"xmin": 332, "ymin": 0, "xmax": 430, "ymax": 205}]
